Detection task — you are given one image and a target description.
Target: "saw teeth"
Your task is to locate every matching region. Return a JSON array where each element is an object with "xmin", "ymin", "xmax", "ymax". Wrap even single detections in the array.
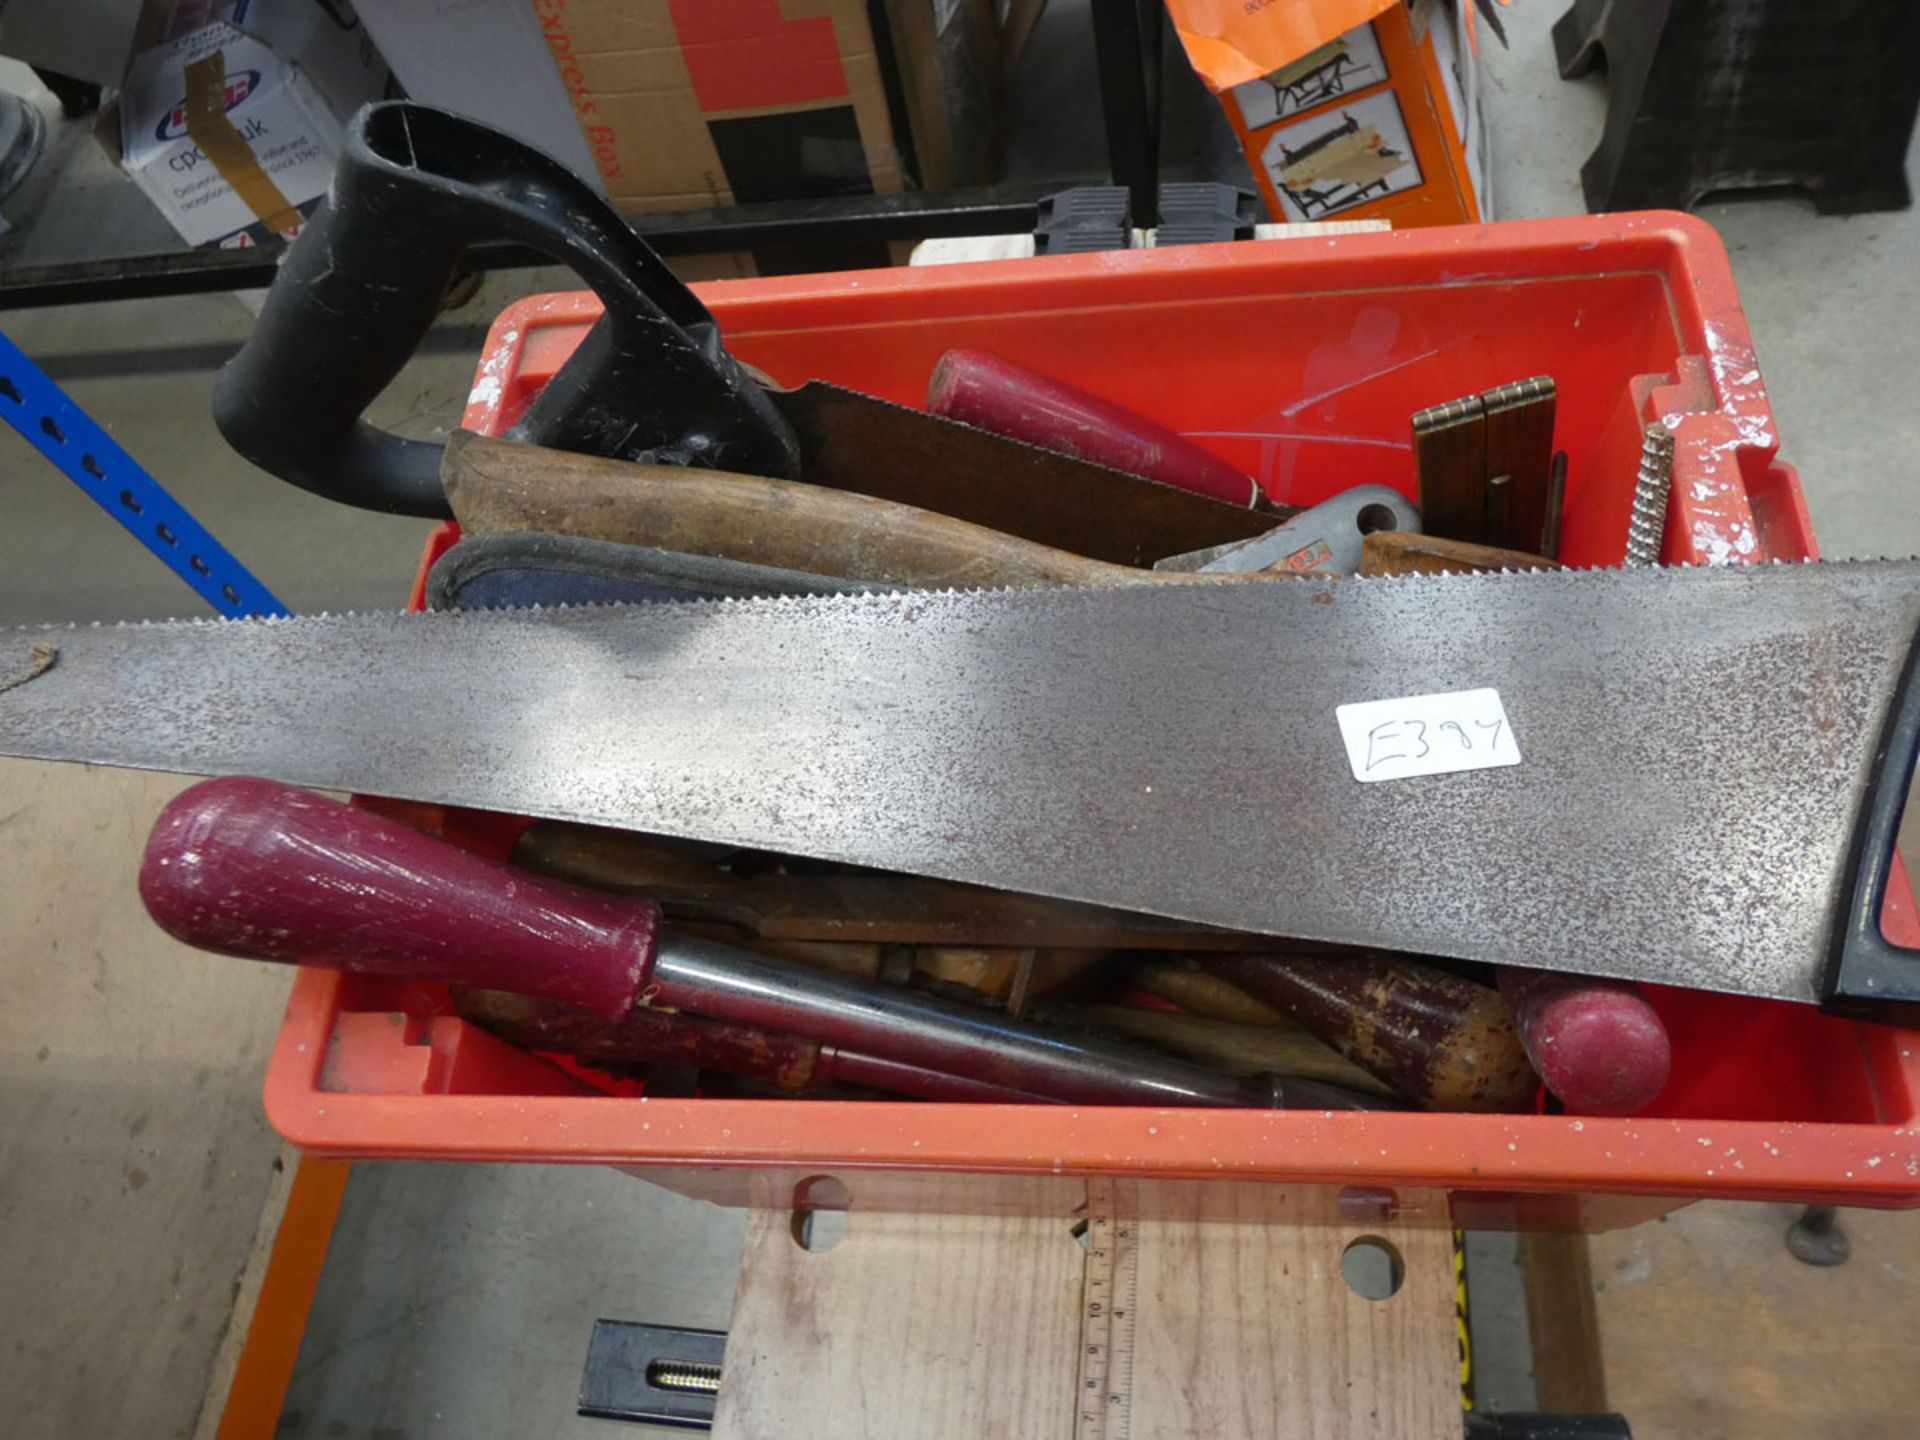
[{"xmin": 10, "ymin": 554, "xmax": 1920, "ymax": 638}]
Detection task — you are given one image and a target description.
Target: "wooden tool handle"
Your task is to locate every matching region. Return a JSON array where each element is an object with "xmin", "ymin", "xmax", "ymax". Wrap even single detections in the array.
[
  {"xmin": 140, "ymin": 778, "xmax": 659, "ymax": 1018},
  {"xmin": 1498, "ymin": 969, "xmax": 1671, "ymax": 1115},
  {"xmin": 1126, "ymin": 959, "xmax": 1292, "ymax": 1025},
  {"xmin": 1359, "ymin": 531, "xmax": 1562, "ymax": 576},
  {"xmin": 444, "ymin": 433, "xmax": 1308, "ymax": 591},
  {"xmin": 443, "ymin": 429, "xmax": 1131, "ymax": 589},
  {"xmin": 1204, "ymin": 953, "xmax": 1538, "ymax": 1112},
  {"xmin": 926, "ymin": 348, "xmax": 1260, "ymax": 506}
]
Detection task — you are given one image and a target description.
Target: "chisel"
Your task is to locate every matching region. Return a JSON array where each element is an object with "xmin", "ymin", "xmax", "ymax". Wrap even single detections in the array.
[
  {"xmin": 141, "ymin": 778, "xmax": 1327, "ymax": 1109},
  {"xmin": 1026, "ymin": 1000, "xmax": 1398, "ymax": 1099},
  {"xmin": 1203, "ymin": 953, "xmax": 1539, "ymax": 1112},
  {"xmin": 1125, "ymin": 959, "xmax": 1293, "ymax": 1025},
  {"xmin": 452, "ymin": 988, "xmax": 1052, "ymax": 1103}
]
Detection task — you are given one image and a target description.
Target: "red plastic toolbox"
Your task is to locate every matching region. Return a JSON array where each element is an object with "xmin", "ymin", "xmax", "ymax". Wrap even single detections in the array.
[{"xmin": 265, "ymin": 213, "xmax": 1920, "ymax": 1229}]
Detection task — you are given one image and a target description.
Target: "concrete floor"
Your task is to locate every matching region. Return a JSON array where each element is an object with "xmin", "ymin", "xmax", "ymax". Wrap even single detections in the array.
[{"xmin": 0, "ymin": 3, "xmax": 1916, "ymax": 1436}]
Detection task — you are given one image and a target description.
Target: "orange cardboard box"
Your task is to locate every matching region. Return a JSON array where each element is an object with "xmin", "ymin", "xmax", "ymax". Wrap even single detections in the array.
[{"xmin": 1169, "ymin": 0, "xmax": 1490, "ymax": 227}]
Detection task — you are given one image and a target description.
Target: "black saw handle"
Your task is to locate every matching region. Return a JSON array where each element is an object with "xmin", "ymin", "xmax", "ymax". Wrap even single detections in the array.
[
  {"xmin": 1825, "ymin": 622, "xmax": 1920, "ymax": 1023},
  {"xmin": 211, "ymin": 103, "xmax": 799, "ymax": 518}
]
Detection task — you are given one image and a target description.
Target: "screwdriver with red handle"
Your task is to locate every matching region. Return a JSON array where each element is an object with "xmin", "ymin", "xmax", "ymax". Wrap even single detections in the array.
[
  {"xmin": 140, "ymin": 777, "xmax": 1390, "ymax": 1110},
  {"xmin": 451, "ymin": 987, "xmax": 1052, "ymax": 1102}
]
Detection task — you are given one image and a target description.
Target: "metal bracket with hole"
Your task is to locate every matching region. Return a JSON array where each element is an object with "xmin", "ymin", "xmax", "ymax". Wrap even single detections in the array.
[
  {"xmin": 0, "ymin": 330, "xmax": 286, "ymax": 618},
  {"xmin": 578, "ymin": 1320, "xmax": 728, "ymax": 1429}
]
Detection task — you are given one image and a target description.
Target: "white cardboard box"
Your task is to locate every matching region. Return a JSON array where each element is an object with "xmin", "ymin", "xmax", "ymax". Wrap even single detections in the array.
[{"xmin": 116, "ymin": 0, "xmax": 389, "ymax": 247}]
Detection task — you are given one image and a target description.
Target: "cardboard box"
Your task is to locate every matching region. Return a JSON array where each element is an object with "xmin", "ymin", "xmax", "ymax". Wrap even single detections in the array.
[
  {"xmin": 352, "ymin": 0, "xmax": 999, "ymax": 213},
  {"xmin": 533, "ymin": 0, "xmax": 904, "ymax": 214},
  {"xmin": 882, "ymin": 0, "xmax": 1001, "ymax": 190},
  {"xmin": 1169, "ymin": 0, "xmax": 1488, "ymax": 228},
  {"xmin": 353, "ymin": 0, "xmax": 602, "ymax": 185},
  {"xmin": 114, "ymin": 0, "xmax": 390, "ymax": 247}
]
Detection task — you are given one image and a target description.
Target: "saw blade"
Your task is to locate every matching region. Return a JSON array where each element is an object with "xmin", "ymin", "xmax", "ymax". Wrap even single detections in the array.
[
  {"xmin": 771, "ymin": 382, "xmax": 1280, "ymax": 566},
  {"xmin": 2, "ymin": 561, "xmax": 1917, "ymax": 1003}
]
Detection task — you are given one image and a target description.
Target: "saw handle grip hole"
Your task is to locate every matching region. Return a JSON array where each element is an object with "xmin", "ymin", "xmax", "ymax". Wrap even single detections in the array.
[{"xmin": 1340, "ymin": 1236, "xmax": 1404, "ymax": 1302}]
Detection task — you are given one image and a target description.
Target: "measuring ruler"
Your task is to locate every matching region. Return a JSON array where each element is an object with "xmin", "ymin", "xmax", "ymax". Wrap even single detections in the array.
[{"xmin": 1073, "ymin": 1178, "xmax": 1140, "ymax": 1440}]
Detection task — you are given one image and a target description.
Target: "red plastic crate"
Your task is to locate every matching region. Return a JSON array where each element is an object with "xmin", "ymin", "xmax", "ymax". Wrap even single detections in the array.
[{"xmin": 267, "ymin": 213, "xmax": 1920, "ymax": 1228}]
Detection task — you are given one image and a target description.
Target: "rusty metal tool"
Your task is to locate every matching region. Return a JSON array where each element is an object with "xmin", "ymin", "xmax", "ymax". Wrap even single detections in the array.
[
  {"xmin": 211, "ymin": 102, "xmax": 1273, "ymax": 568},
  {"xmin": 140, "ymin": 778, "xmax": 1335, "ymax": 1109},
  {"xmin": 10, "ymin": 562, "xmax": 1920, "ymax": 1017}
]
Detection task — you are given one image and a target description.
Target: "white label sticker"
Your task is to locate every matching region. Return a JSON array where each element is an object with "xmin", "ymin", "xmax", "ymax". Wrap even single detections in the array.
[{"xmin": 1336, "ymin": 688, "xmax": 1520, "ymax": 782}]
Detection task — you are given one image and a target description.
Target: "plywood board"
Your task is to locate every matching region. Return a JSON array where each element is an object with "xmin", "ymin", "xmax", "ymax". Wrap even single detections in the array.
[
  {"xmin": 715, "ymin": 1181, "xmax": 1458, "ymax": 1440},
  {"xmin": 713, "ymin": 1183, "xmax": 1085, "ymax": 1439},
  {"xmin": 1128, "ymin": 1186, "xmax": 1458, "ymax": 1439}
]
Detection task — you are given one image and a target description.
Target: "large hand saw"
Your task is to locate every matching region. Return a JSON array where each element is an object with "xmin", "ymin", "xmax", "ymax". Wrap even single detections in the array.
[{"xmin": 4, "ymin": 562, "xmax": 1919, "ymax": 1020}]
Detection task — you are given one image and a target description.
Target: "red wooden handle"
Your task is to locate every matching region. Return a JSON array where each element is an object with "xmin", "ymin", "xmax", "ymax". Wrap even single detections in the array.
[
  {"xmin": 926, "ymin": 348, "xmax": 1258, "ymax": 505},
  {"xmin": 1498, "ymin": 969, "xmax": 1672, "ymax": 1116},
  {"xmin": 140, "ymin": 778, "xmax": 660, "ymax": 1018}
]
